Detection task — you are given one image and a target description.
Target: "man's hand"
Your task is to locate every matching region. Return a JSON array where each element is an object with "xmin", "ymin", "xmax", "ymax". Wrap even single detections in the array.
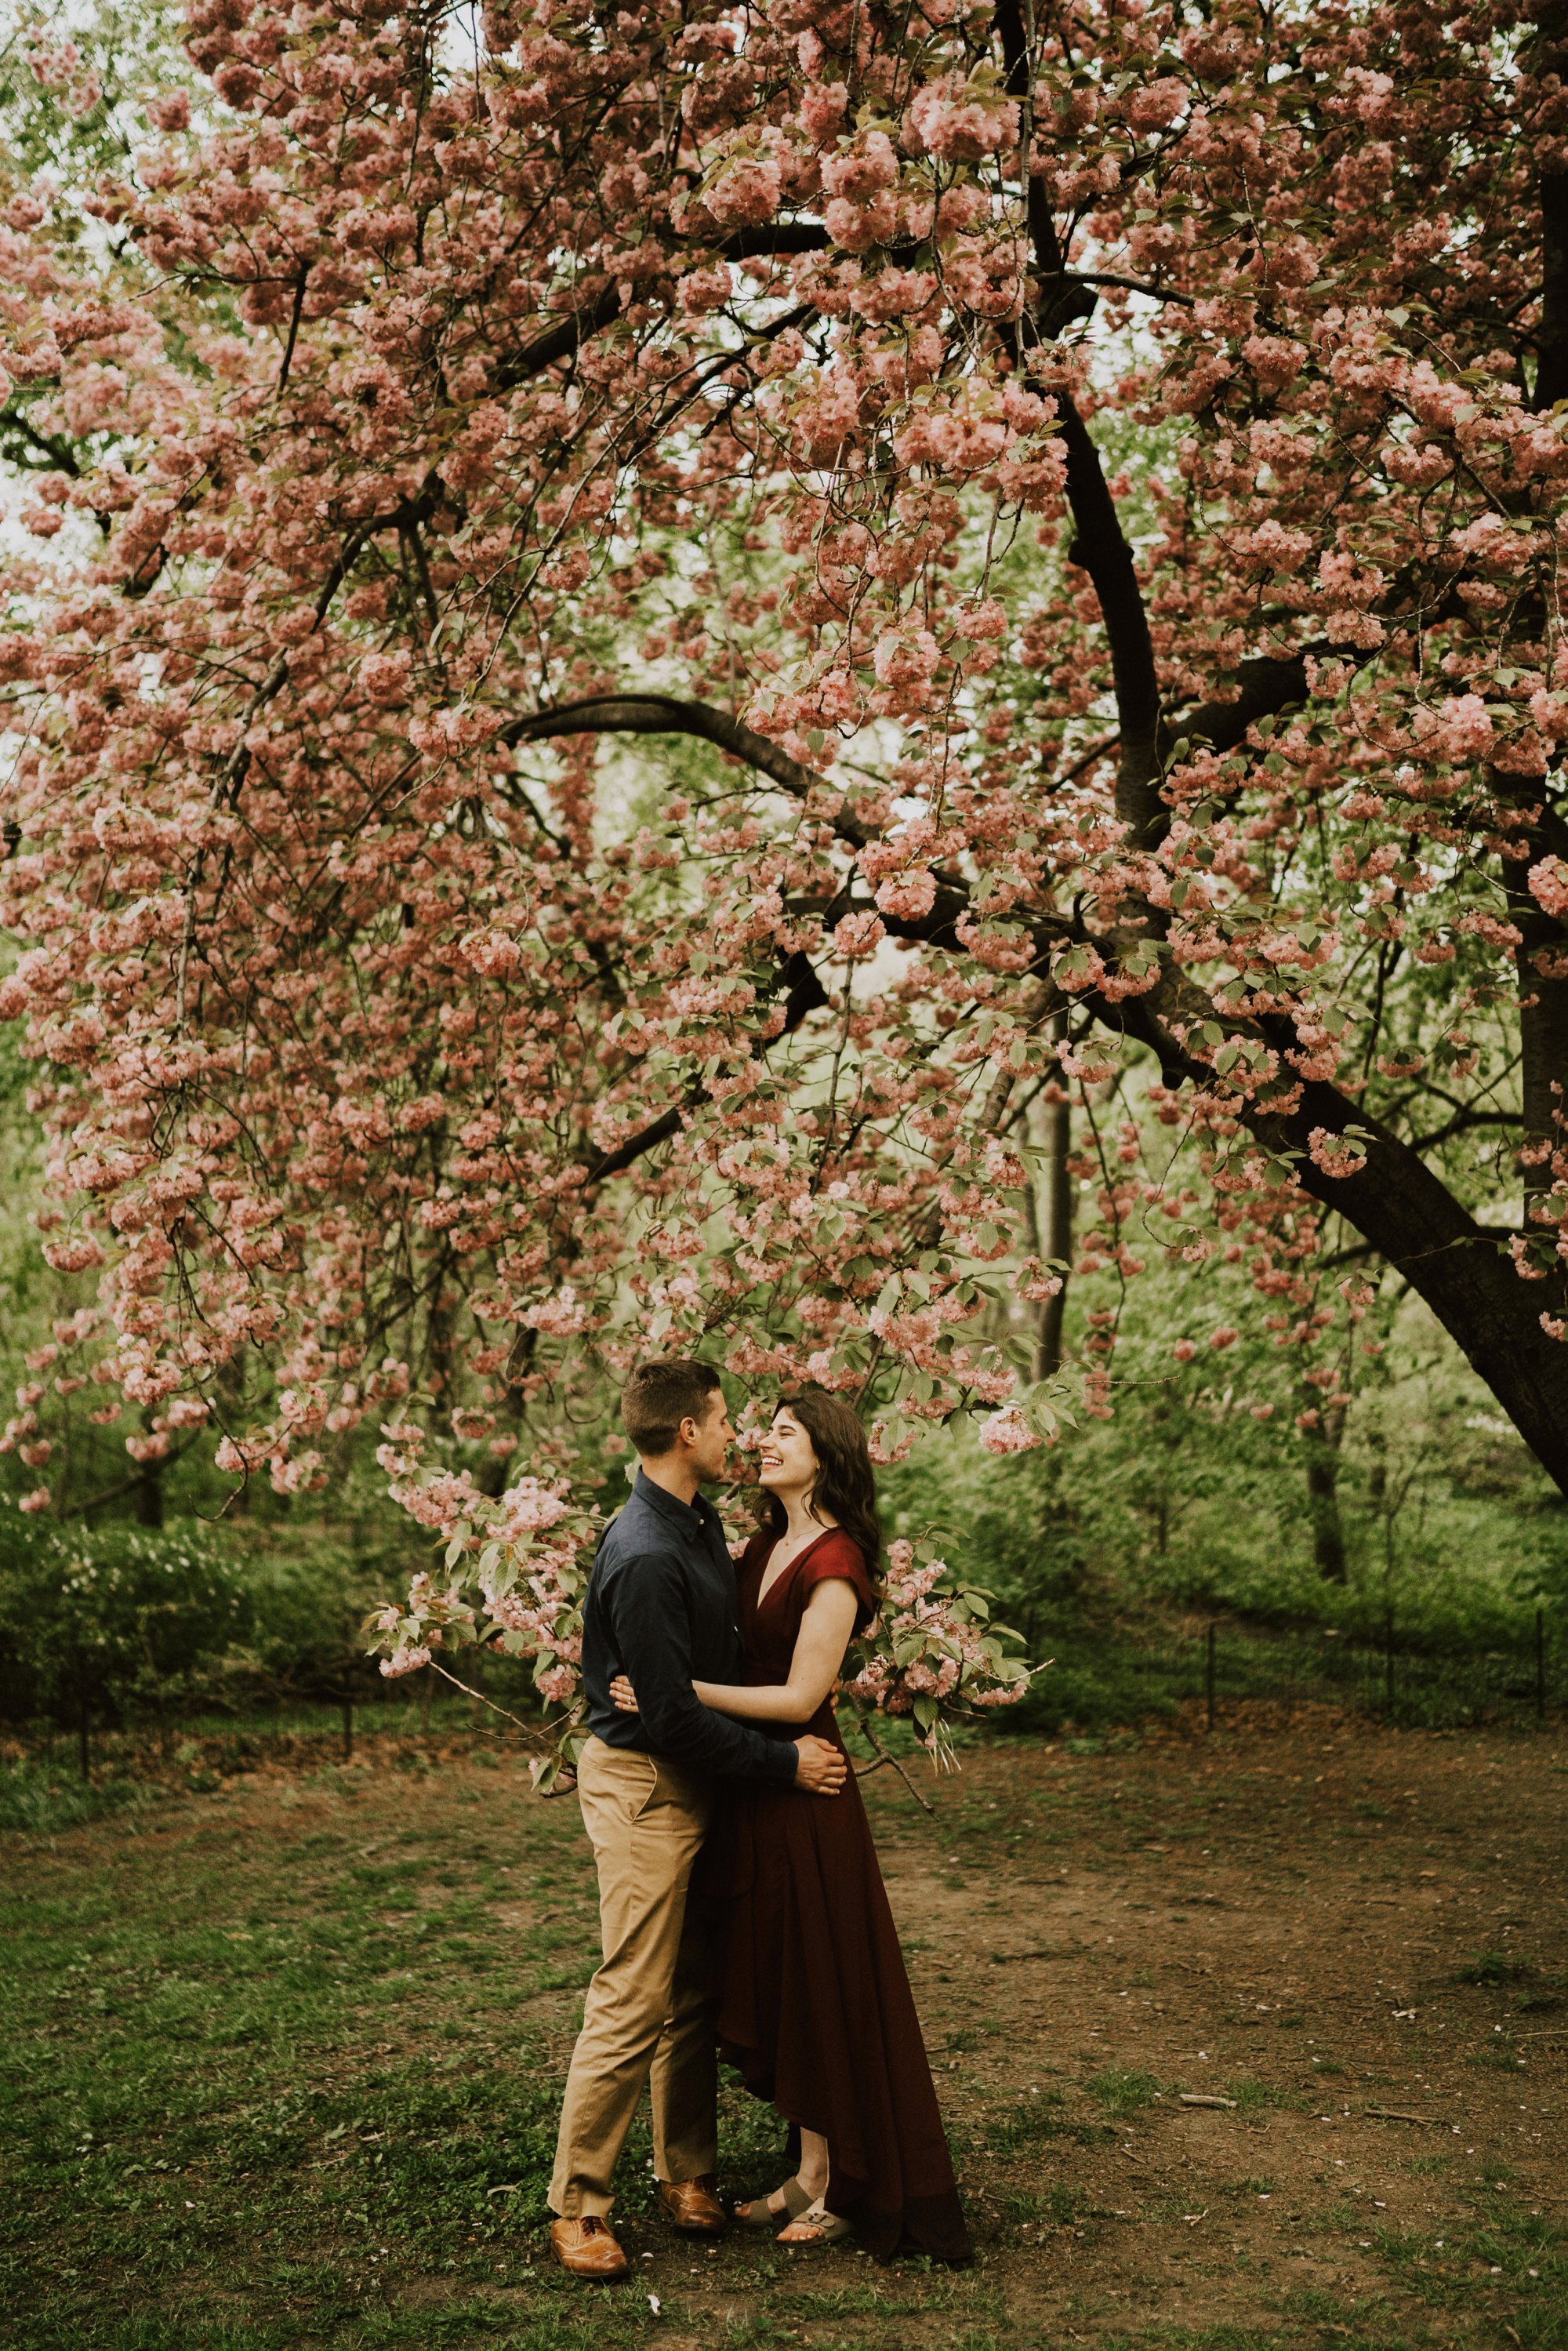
[{"xmin": 793, "ymin": 1735, "xmax": 848, "ymax": 1796}]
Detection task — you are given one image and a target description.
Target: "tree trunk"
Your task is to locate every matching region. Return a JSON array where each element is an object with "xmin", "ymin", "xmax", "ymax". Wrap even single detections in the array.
[
  {"xmin": 1302, "ymin": 1404, "xmax": 1348, "ymax": 1583},
  {"xmin": 136, "ymin": 1425, "xmax": 163, "ymax": 1528}
]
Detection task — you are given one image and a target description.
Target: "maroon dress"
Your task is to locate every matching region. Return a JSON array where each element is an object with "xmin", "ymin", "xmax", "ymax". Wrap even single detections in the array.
[{"xmin": 713, "ymin": 1527, "xmax": 972, "ymax": 2264}]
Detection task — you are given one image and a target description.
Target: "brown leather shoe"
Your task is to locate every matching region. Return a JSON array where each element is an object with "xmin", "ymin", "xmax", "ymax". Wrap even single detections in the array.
[
  {"xmin": 549, "ymin": 2214, "xmax": 630, "ymax": 2279},
  {"xmin": 657, "ymin": 2173, "xmax": 727, "ymax": 2234}
]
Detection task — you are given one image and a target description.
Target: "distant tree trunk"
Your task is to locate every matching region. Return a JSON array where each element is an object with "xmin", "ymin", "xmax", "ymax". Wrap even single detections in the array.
[
  {"xmin": 136, "ymin": 1412, "xmax": 164, "ymax": 1528},
  {"xmin": 1034, "ymin": 1012, "xmax": 1073, "ymax": 1381},
  {"xmin": 1304, "ymin": 1430, "xmax": 1347, "ymax": 1581},
  {"xmin": 215, "ymin": 1351, "xmax": 250, "ymax": 1515},
  {"xmin": 1298, "ymin": 1393, "xmax": 1349, "ymax": 1581}
]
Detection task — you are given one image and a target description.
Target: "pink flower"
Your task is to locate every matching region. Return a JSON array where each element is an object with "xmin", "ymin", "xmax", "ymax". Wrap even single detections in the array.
[
  {"xmin": 978, "ymin": 1404, "xmax": 1040, "ymax": 1455},
  {"xmin": 17, "ymin": 1488, "xmax": 49, "ymax": 1513},
  {"xmin": 1126, "ymin": 77, "xmax": 1189, "ymax": 132},
  {"xmin": 906, "ymin": 74, "xmax": 1020, "ymax": 161},
  {"xmin": 706, "ymin": 147, "xmax": 783, "ymax": 227},
  {"xmin": 820, "ymin": 132, "xmax": 898, "ymax": 202},
  {"xmin": 872, "ymin": 629, "xmax": 941, "ymax": 689},
  {"xmin": 380, "ymin": 1643, "xmax": 433, "ymax": 1678},
  {"xmin": 874, "ymin": 870, "xmax": 937, "ymax": 921},
  {"xmin": 1307, "ymin": 1127, "xmax": 1368, "ymax": 1179},
  {"xmin": 460, "ymin": 929, "xmax": 522, "ymax": 979},
  {"xmin": 1528, "ymin": 856, "xmax": 1568, "ymax": 919},
  {"xmin": 832, "ymin": 911, "xmax": 886, "ymax": 958},
  {"xmin": 360, "ymin": 651, "xmax": 412, "ymax": 707}
]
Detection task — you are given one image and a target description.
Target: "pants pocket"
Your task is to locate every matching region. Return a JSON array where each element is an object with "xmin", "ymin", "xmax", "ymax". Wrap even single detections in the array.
[{"xmin": 630, "ymin": 1757, "xmax": 664, "ymax": 1819}]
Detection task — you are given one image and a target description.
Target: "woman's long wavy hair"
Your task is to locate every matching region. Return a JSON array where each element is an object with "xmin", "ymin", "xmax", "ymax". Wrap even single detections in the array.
[{"xmin": 762, "ymin": 1389, "xmax": 884, "ymax": 1597}]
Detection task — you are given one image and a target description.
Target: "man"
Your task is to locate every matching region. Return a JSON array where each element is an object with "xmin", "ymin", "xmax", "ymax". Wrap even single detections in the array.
[{"xmin": 546, "ymin": 1358, "xmax": 848, "ymax": 2280}]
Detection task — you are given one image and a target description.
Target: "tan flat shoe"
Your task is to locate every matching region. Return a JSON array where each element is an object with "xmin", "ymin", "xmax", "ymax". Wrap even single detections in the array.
[
  {"xmin": 779, "ymin": 2197, "xmax": 853, "ymax": 2247},
  {"xmin": 736, "ymin": 2175, "xmax": 811, "ymax": 2229}
]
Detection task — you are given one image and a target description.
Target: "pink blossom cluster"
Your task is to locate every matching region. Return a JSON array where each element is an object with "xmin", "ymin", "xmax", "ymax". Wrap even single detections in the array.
[{"xmin": 842, "ymin": 1539, "xmax": 1032, "ymax": 1766}]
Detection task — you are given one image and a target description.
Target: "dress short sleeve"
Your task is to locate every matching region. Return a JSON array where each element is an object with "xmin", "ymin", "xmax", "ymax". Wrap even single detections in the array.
[{"xmin": 799, "ymin": 1531, "xmax": 877, "ymax": 1633}]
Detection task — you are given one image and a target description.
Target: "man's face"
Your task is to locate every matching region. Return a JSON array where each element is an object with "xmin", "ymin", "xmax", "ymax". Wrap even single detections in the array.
[{"xmin": 686, "ymin": 1388, "xmax": 734, "ymax": 1484}]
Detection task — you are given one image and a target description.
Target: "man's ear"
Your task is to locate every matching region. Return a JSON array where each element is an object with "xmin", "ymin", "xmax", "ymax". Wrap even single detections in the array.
[{"xmin": 676, "ymin": 1415, "xmax": 699, "ymax": 1451}]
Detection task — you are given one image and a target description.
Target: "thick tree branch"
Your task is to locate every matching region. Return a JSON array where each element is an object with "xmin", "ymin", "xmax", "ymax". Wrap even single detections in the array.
[
  {"xmin": 995, "ymin": 0, "xmax": 1164, "ymax": 850},
  {"xmin": 1115, "ymin": 991, "xmax": 1568, "ymax": 1492}
]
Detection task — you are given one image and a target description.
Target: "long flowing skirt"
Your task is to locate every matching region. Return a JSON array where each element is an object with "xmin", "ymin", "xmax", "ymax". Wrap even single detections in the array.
[{"xmin": 711, "ymin": 1765, "xmax": 972, "ymax": 2265}]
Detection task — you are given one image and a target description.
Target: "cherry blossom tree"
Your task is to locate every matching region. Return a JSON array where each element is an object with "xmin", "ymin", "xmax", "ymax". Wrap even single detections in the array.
[{"xmin": 3, "ymin": 0, "xmax": 1568, "ymax": 1544}]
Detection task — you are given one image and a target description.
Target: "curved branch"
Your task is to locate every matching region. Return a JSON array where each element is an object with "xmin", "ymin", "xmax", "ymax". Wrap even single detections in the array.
[
  {"xmin": 503, "ymin": 696, "xmax": 978, "ymax": 947},
  {"xmin": 501, "ymin": 691, "xmax": 846, "ymax": 823}
]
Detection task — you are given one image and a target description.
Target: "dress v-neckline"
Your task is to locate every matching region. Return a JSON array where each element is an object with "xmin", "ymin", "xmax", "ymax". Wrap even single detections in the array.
[{"xmin": 755, "ymin": 1524, "xmax": 836, "ymax": 1612}]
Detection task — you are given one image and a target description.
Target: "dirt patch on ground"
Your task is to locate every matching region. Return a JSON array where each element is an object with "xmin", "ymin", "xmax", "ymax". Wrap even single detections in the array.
[
  {"xmin": 579, "ymin": 1705, "xmax": 1567, "ymax": 2345},
  {"xmin": 5, "ymin": 1706, "xmax": 1564, "ymax": 2349},
  {"xmin": 848, "ymin": 1710, "xmax": 1566, "ymax": 2343}
]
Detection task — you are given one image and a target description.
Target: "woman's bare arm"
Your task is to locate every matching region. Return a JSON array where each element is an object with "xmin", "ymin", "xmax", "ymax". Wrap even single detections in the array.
[{"xmin": 611, "ymin": 1578, "xmax": 860, "ymax": 1724}]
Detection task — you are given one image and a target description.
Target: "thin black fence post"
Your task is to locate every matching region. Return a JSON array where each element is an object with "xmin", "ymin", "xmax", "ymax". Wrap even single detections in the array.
[
  {"xmin": 341, "ymin": 1688, "xmax": 354, "ymax": 1762},
  {"xmin": 78, "ymin": 1689, "xmax": 91, "ymax": 1784},
  {"xmin": 1206, "ymin": 1622, "xmax": 1217, "ymax": 1731},
  {"xmin": 1537, "ymin": 1608, "xmax": 1547, "ymax": 1724}
]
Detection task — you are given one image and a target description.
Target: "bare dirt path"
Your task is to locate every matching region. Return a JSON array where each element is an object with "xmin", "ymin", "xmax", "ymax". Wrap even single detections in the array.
[{"xmin": 865, "ymin": 1710, "xmax": 1566, "ymax": 2346}]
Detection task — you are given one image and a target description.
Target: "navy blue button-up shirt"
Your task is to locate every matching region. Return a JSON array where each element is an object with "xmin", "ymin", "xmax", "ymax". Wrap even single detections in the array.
[{"xmin": 579, "ymin": 1470, "xmax": 797, "ymax": 1783}]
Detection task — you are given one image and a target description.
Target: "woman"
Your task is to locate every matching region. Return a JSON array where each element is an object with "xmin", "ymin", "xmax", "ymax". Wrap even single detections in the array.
[{"xmin": 610, "ymin": 1389, "xmax": 971, "ymax": 2264}]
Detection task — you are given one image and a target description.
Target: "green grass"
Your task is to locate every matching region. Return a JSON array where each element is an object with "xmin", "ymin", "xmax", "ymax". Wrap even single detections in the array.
[
  {"xmin": 6, "ymin": 1738, "xmax": 1567, "ymax": 2351},
  {"xmin": 0, "ymin": 1753, "xmax": 159, "ymax": 1836},
  {"xmin": 0, "ymin": 1757, "xmax": 1025, "ymax": 2351},
  {"xmin": 1456, "ymin": 1948, "xmax": 1527, "ymax": 1986},
  {"xmin": 1, "ymin": 1763, "xmax": 762, "ymax": 2349},
  {"xmin": 1084, "ymin": 2068, "xmax": 1165, "ymax": 2118}
]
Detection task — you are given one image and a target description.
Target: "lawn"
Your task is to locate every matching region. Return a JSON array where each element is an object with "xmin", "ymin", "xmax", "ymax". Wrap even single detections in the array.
[{"xmin": 2, "ymin": 1711, "xmax": 1565, "ymax": 2349}]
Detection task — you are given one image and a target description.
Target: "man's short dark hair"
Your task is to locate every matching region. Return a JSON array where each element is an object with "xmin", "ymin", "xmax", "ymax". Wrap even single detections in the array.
[{"xmin": 622, "ymin": 1359, "xmax": 723, "ymax": 1458}]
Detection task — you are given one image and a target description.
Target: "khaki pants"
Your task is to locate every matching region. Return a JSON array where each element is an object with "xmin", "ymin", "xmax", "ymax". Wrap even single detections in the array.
[{"xmin": 548, "ymin": 1735, "xmax": 716, "ymax": 2218}]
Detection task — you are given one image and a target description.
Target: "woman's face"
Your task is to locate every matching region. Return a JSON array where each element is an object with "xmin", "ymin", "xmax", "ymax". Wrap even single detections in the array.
[{"xmin": 758, "ymin": 1407, "xmax": 818, "ymax": 1495}]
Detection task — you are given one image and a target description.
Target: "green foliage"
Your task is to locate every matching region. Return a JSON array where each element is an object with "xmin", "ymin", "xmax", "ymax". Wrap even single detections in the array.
[
  {"xmin": 0, "ymin": 1521, "xmax": 390, "ymax": 1727},
  {"xmin": 0, "ymin": 1752, "xmax": 151, "ymax": 1836},
  {"xmin": 0, "ymin": 1521, "xmax": 252, "ymax": 1722},
  {"xmin": 877, "ymin": 1259, "xmax": 1568, "ymax": 1732},
  {"xmin": 1457, "ymin": 1950, "xmax": 1527, "ymax": 1988}
]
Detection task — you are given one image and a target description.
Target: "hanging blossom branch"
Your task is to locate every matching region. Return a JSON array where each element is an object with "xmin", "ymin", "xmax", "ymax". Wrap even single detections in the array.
[{"xmin": 365, "ymin": 1438, "xmax": 1035, "ymax": 1790}]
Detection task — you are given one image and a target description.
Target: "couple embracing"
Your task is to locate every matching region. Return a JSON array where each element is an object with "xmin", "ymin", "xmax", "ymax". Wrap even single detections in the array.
[{"xmin": 546, "ymin": 1358, "xmax": 971, "ymax": 2275}]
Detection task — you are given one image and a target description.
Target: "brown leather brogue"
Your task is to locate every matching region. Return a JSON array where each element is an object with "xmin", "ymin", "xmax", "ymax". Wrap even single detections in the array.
[
  {"xmin": 657, "ymin": 2173, "xmax": 727, "ymax": 2235},
  {"xmin": 549, "ymin": 2214, "xmax": 630, "ymax": 2279}
]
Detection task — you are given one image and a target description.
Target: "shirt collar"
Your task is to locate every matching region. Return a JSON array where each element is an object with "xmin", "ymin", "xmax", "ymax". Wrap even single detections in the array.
[{"xmin": 633, "ymin": 1466, "xmax": 718, "ymax": 1535}]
